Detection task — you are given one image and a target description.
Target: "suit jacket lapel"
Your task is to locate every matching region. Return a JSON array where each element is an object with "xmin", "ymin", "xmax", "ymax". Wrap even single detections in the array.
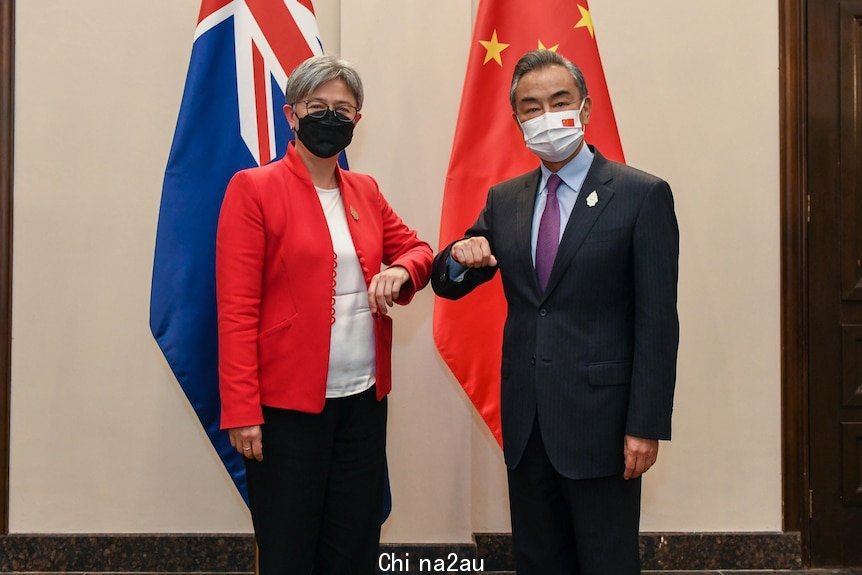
[
  {"xmin": 541, "ymin": 151, "xmax": 615, "ymax": 301},
  {"xmin": 514, "ymin": 169, "xmax": 542, "ymax": 298}
]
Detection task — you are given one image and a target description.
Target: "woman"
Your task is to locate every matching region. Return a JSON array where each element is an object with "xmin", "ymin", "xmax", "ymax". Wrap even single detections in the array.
[{"xmin": 216, "ymin": 55, "xmax": 433, "ymax": 574}]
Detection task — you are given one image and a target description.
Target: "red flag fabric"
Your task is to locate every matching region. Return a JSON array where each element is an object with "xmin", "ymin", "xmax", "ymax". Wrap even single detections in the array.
[{"xmin": 433, "ymin": 0, "xmax": 624, "ymax": 446}]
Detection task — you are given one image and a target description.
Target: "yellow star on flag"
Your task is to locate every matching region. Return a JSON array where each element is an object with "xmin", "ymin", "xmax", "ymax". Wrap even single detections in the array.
[
  {"xmin": 479, "ymin": 29, "xmax": 510, "ymax": 66},
  {"xmin": 538, "ymin": 40, "xmax": 560, "ymax": 52},
  {"xmin": 574, "ymin": 5, "xmax": 594, "ymax": 39}
]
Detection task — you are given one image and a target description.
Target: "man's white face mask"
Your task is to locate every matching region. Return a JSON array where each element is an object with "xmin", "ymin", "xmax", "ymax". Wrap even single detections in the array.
[{"xmin": 519, "ymin": 99, "xmax": 586, "ymax": 162}]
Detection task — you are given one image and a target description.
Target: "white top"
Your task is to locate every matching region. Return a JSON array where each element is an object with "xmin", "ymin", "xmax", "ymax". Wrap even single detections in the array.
[{"xmin": 316, "ymin": 186, "xmax": 376, "ymax": 398}]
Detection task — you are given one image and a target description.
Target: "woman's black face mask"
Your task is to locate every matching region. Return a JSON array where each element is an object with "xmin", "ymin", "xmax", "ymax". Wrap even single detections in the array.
[{"xmin": 295, "ymin": 109, "xmax": 355, "ymax": 159}]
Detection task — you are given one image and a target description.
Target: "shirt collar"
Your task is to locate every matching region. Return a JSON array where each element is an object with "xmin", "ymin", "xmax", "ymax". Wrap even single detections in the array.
[{"xmin": 538, "ymin": 143, "xmax": 595, "ymax": 195}]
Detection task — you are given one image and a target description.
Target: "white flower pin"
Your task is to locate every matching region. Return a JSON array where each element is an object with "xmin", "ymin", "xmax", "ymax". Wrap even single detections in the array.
[{"xmin": 586, "ymin": 190, "xmax": 599, "ymax": 208}]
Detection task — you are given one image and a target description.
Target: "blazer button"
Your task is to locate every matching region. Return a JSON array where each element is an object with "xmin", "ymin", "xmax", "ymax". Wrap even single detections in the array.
[
  {"xmin": 330, "ymin": 316, "xmax": 336, "ymax": 325},
  {"xmin": 539, "ymin": 309, "xmax": 548, "ymax": 317},
  {"xmin": 530, "ymin": 356, "xmax": 536, "ymax": 366}
]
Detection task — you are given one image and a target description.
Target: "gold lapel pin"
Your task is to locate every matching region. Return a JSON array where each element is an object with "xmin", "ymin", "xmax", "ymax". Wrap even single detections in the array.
[{"xmin": 350, "ymin": 206, "xmax": 359, "ymax": 221}]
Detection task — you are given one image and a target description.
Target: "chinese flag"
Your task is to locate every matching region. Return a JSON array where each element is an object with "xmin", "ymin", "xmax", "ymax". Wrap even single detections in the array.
[{"xmin": 433, "ymin": 0, "xmax": 624, "ymax": 446}]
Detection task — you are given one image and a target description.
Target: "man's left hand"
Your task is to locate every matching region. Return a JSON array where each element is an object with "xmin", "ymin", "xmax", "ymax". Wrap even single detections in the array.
[
  {"xmin": 368, "ymin": 266, "xmax": 410, "ymax": 315},
  {"xmin": 623, "ymin": 435, "xmax": 659, "ymax": 480}
]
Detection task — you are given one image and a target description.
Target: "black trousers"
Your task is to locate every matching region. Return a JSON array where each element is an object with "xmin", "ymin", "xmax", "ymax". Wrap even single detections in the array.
[
  {"xmin": 507, "ymin": 417, "xmax": 642, "ymax": 575},
  {"xmin": 244, "ymin": 386, "xmax": 387, "ymax": 575}
]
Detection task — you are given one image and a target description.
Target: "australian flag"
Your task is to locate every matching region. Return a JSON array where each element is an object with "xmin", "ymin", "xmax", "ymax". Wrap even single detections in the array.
[{"xmin": 149, "ymin": 0, "xmax": 323, "ymax": 503}]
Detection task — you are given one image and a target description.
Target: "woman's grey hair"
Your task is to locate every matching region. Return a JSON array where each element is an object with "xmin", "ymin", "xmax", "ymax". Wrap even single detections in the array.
[
  {"xmin": 509, "ymin": 50, "xmax": 588, "ymax": 111},
  {"xmin": 284, "ymin": 55, "xmax": 364, "ymax": 110}
]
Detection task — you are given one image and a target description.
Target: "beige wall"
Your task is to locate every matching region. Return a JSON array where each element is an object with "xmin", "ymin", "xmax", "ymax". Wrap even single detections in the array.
[{"xmin": 10, "ymin": 0, "xmax": 780, "ymax": 537}]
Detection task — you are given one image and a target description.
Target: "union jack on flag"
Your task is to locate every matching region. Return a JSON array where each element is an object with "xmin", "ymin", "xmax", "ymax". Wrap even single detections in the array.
[{"xmin": 150, "ymin": 0, "xmax": 323, "ymax": 503}]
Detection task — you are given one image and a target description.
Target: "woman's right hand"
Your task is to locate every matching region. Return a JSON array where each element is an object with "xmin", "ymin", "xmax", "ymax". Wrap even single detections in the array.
[{"xmin": 229, "ymin": 425, "xmax": 263, "ymax": 461}]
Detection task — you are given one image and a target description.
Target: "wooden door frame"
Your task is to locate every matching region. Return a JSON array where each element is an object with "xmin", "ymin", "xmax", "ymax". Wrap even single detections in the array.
[
  {"xmin": 780, "ymin": 0, "xmax": 809, "ymax": 558},
  {"xmin": 0, "ymin": 0, "xmax": 13, "ymax": 535}
]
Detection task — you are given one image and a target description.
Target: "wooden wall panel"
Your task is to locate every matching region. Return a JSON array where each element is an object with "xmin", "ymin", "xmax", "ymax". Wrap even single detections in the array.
[
  {"xmin": 779, "ymin": 0, "xmax": 808, "ymax": 538},
  {"xmin": 840, "ymin": 4, "xmax": 862, "ymax": 300},
  {"xmin": 842, "ymin": 326, "xmax": 862, "ymax": 407},
  {"xmin": 0, "ymin": 0, "xmax": 14, "ymax": 535},
  {"xmin": 843, "ymin": 422, "xmax": 862, "ymax": 506}
]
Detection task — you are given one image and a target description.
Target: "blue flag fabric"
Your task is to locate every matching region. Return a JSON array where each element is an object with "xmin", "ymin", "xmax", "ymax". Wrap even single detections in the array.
[
  {"xmin": 150, "ymin": 1, "xmax": 391, "ymax": 519},
  {"xmin": 151, "ymin": 11, "xmax": 275, "ymax": 505}
]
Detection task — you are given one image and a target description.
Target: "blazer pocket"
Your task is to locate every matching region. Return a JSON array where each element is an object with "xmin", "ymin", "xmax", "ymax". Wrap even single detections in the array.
[
  {"xmin": 588, "ymin": 360, "xmax": 632, "ymax": 386},
  {"xmin": 257, "ymin": 313, "xmax": 297, "ymax": 339}
]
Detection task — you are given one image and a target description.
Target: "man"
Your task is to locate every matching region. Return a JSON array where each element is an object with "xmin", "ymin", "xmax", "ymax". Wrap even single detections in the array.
[{"xmin": 432, "ymin": 50, "xmax": 679, "ymax": 574}]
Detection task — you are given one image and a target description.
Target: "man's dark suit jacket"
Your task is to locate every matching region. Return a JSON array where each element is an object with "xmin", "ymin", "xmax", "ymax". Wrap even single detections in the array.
[{"xmin": 433, "ymin": 147, "xmax": 679, "ymax": 480}]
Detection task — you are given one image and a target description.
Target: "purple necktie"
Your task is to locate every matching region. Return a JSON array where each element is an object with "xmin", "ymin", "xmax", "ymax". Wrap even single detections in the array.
[{"xmin": 536, "ymin": 173, "xmax": 562, "ymax": 291}]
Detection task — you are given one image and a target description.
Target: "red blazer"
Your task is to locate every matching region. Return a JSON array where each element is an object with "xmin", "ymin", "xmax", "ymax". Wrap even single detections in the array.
[{"xmin": 216, "ymin": 143, "xmax": 433, "ymax": 429}]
